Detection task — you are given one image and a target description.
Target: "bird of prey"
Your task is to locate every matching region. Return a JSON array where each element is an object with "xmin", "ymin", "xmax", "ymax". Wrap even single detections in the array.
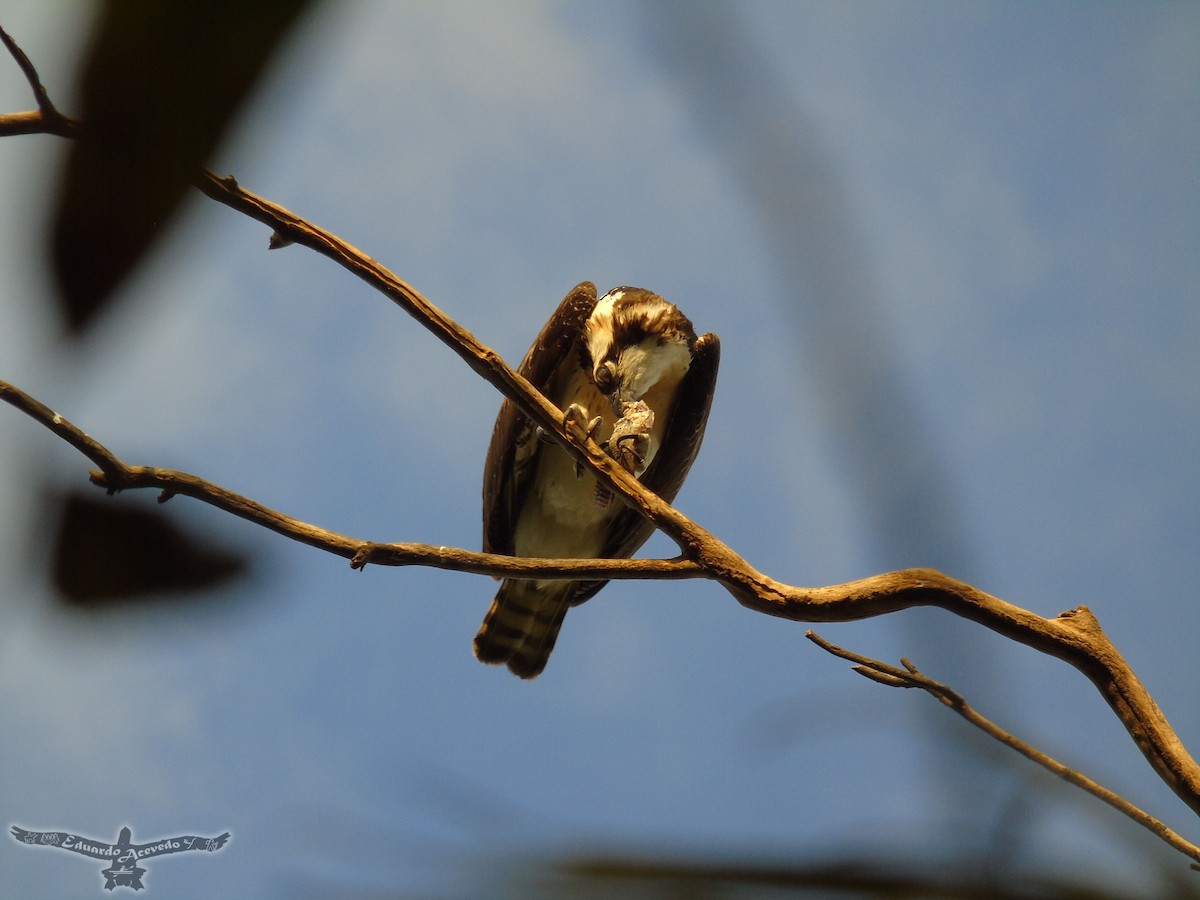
[{"xmin": 475, "ymin": 282, "xmax": 720, "ymax": 678}]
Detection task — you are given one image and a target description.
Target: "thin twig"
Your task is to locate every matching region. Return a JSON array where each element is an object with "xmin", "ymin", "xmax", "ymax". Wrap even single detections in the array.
[
  {"xmin": 0, "ymin": 25, "xmax": 76, "ymax": 136},
  {"xmin": 806, "ymin": 631, "xmax": 1200, "ymax": 867},
  {"xmin": 0, "ymin": 380, "xmax": 124, "ymax": 477},
  {"xmin": 0, "ymin": 24, "xmax": 54, "ymax": 113}
]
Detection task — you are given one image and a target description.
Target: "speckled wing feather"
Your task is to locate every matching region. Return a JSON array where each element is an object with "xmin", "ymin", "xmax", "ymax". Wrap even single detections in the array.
[
  {"xmin": 482, "ymin": 281, "xmax": 598, "ymax": 556},
  {"xmin": 569, "ymin": 331, "xmax": 720, "ymax": 606}
]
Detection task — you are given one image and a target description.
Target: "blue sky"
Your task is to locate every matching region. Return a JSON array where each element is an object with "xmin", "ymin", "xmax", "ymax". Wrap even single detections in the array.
[{"xmin": 1, "ymin": 2, "xmax": 1198, "ymax": 896}]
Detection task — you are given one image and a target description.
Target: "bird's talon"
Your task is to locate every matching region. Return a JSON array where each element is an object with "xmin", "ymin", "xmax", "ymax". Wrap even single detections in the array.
[
  {"xmin": 563, "ymin": 405, "xmax": 603, "ymax": 441},
  {"xmin": 608, "ymin": 431, "xmax": 649, "ymax": 474}
]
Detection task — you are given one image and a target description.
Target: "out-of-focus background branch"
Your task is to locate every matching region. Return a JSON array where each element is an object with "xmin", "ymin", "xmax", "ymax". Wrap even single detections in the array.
[{"xmin": 1, "ymin": 3, "xmax": 1197, "ymax": 897}]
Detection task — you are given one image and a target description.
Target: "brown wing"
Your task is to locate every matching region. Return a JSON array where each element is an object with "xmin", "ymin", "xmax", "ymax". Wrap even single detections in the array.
[
  {"xmin": 483, "ymin": 281, "xmax": 598, "ymax": 555},
  {"xmin": 569, "ymin": 331, "xmax": 720, "ymax": 605}
]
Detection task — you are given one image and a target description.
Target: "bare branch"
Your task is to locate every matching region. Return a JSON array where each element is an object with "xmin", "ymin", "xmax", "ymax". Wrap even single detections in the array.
[
  {"xmin": 0, "ymin": 380, "xmax": 125, "ymax": 477},
  {"xmin": 3, "ymin": 26, "xmax": 1200, "ymax": 863},
  {"xmin": 0, "ymin": 24, "xmax": 54, "ymax": 114},
  {"xmin": 0, "ymin": 380, "xmax": 702, "ymax": 582},
  {"xmin": 0, "ymin": 25, "xmax": 77, "ymax": 137},
  {"xmin": 807, "ymin": 631, "xmax": 1200, "ymax": 866},
  {"xmin": 187, "ymin": 174, "xmax": 711, "ymax": 551}
]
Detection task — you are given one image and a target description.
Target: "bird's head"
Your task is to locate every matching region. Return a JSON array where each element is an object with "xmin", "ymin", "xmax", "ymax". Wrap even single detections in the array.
[{"xmin": 584, "ymin": 287, "xmax": 696, "ymax": 414}]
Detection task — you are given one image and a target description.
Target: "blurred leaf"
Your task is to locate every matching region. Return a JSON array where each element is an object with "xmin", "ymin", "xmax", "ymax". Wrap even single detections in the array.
[
  {"xmin": 544, "ymin": 852, "xmax": 1146, "ymax": 900},
  {"xmin": 51, "ymin": 0, "xmax": 314, "ymax": 333},
  {"xmin": 51, "ymin": 490, "xmax": 249, "ymax": 606}
]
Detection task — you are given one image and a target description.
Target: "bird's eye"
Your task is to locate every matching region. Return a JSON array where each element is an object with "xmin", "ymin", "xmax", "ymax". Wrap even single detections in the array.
[{"xmin": 594, "ymin": 362, "xmax": 616, "ymax": 393}]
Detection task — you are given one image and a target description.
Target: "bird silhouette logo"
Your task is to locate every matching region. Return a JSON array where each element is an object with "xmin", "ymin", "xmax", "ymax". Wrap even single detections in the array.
[{"xmin": 12, "ymin": 824, "xmax": 230, "ymax": 891}]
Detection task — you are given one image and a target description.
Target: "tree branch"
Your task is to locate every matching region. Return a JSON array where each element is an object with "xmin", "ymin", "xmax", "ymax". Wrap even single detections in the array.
[
  {"xmin": 0, "ymin": 380, "xmax": 703, "ymax": 583},
  {"xmin": 189, "ymin": 172, "xmax": 714, "ymax": 556},
  {"xmin": 0, "ymin": 25, "xmax": 78, "ymax": 138},
  {"xmin": 807, "ymin": 631, "xmax": 1200, "ymax": 867},
  {"xmin": 4, "ymin": 27, "xmax": 1199, "ymax": 863}
]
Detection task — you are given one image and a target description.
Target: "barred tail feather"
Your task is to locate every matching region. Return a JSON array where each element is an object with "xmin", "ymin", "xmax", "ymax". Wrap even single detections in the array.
[{"xmin": 474, "ymin": 580, "xmax": 571, "ymax": 679}]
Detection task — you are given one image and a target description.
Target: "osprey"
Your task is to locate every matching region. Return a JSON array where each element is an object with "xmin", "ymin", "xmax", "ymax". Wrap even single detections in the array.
[{"xmin": 476, "ymin": 282, "xmax": 720, "ymax": 678}]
